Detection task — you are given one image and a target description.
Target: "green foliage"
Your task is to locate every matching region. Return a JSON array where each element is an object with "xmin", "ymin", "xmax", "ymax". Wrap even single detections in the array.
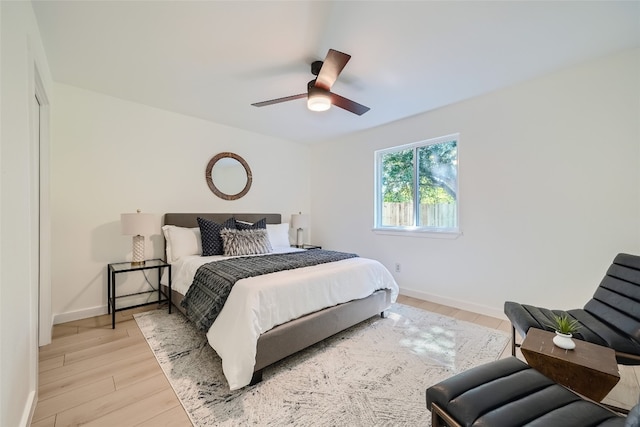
[
  {"xmin": 381, "ymin": 141, "xmax": 457, "ymax": 205},
  {"xmin": 548, "ymin": 314, "xmax": 580, "ymax": 335},
  {"xmin": 420, "ymin": 179, "xmax": 455, "ymax": 204},
  {"xmin": 382, "ymin": 149, "xmax": 413, "ymax": 203}
]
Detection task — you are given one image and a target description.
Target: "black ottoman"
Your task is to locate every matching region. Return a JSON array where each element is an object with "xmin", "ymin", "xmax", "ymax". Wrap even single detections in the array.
[{"xmin": 426, "ymin": 357, "xmax": 635, "ymax": 427}]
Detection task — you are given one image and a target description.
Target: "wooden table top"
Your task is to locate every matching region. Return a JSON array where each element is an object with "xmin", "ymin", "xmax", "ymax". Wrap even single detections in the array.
[{"xmin": 521, "ymin": 328, "xmax": 620, "ymax": 401}]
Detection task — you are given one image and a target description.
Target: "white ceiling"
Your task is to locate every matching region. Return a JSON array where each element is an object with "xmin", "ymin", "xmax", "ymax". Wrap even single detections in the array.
[{"xmin": 32, "ymin": 1, "xmax": 640, "ymax": 144}]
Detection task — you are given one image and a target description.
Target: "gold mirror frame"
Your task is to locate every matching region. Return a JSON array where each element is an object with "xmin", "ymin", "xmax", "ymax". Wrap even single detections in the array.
[{"xmin": 205, "ymin": 152, "xmax": 252, "ymax": 200}]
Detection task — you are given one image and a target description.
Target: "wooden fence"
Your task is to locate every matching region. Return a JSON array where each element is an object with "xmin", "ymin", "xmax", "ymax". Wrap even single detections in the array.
[{"xmin": 382, "ymin": 202, "xmax": 457, "ymax": 227}]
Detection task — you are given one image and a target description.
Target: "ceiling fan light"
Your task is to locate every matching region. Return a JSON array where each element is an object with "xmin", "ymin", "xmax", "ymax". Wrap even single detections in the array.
[{"xmin": 307, "ymin": 87, "xmax": 331, "ymax": 112}]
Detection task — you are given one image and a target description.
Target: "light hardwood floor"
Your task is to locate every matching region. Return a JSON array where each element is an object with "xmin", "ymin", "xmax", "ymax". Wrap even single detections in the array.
[{"xmin": 32, "ymin": 296, "xmax": 639, "ymax": 426}]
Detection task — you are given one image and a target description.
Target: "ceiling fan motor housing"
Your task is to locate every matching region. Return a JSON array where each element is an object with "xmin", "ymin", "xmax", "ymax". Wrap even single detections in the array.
[{"xmin": 311, "ymin": 60, "xmax": 323, "ymax": 76}]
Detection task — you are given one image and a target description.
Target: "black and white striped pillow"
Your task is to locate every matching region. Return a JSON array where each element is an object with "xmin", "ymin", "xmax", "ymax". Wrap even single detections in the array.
[{"xmin": 220, "ymin": 228, "xmax": 272, "ymax": 256}]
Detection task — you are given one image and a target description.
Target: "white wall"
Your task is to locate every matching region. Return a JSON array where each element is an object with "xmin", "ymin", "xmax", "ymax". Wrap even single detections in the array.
[
  {"xmin": 51, "ymin": 84, "xmax": 311, "ymax": 322},
  {"xmin": 310, "ymin": 49, "xmax": 640, "ymax": 318},
  {"xmin": 0, "ymin": 1, "xmax": 53, "ymax": 426}
]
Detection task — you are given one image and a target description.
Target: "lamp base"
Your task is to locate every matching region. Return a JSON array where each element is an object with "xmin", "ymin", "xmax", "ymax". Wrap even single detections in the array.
[
  {"xmin": 296, "ymin": 228, "xmax": 304, "ymax": 247},
  {"xmin": 132, "ymin": 235, "xmax": 145, "ymax": 265}
]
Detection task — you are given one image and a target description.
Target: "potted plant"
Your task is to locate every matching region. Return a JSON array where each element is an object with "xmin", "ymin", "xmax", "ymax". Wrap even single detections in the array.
[{"xmin": 548, "ymin": 314, "xmax": 580, "ymax": 350}]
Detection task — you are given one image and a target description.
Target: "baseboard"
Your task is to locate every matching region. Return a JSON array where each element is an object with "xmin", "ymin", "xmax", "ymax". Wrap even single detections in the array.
[
  {"xmin": 20, "ymin": 390, "xmax": 36, "ymax": 427},
  {"xmin": 53, "ymin": 305, "xmax": 107, "ymax": 325},
  {"xmin": 399, "ymin": 287, "xmax": 507, "ymax": 320},
  {"xmin": 53, "ymin": 292, "xmax": 507, "ymax": 323}
]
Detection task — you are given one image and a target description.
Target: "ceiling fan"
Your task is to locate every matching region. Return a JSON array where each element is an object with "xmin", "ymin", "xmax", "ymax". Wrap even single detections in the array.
[{"xmin": 251, "ymin": 49, "xmax": 370, "ymax": 116}]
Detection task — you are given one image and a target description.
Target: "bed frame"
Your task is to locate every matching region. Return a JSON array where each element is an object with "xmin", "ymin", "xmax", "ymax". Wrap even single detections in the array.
[{"xmin": 161, "ymin": 212, "xmax": 392, "ymax": 384}]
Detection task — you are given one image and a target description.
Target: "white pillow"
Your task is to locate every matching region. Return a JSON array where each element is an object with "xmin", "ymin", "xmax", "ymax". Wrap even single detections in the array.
[
  {"xmin": 267, "ymin": 223, "xmax": 290, "ymax": 248},
  {"xmin": 162, "ymin": 225, "xmax": 202, "ymax": 263}
]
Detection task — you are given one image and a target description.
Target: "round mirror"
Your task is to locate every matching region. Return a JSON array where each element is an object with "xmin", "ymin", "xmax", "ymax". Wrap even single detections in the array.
[{"xmin": 205, "ymin": 152, "xmax": 252, "ymax": 200}]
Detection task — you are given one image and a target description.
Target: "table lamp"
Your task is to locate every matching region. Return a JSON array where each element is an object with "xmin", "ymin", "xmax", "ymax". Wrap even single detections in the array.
[
  {"xmin": 121, "ymin": 210, "xmax": 155, "ymax": 265},
  {"xmin": 291, "ymin": 212, "xmax": 309, "ymax": 248}
]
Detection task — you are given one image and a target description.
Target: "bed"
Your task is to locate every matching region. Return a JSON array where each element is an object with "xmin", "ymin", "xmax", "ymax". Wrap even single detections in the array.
[{"xmin": 161, "ymin": 212, "xmax": 399, "ymax": 390}]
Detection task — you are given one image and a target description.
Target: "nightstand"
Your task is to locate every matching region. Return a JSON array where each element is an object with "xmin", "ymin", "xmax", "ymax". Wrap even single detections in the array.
[
  {"xmin": 107, "ymin": 258, "xmax": 171, "ymax": 329},
  {"xmin": 294, "ymin": 244, "xmax": 322, "ymax": 250}
]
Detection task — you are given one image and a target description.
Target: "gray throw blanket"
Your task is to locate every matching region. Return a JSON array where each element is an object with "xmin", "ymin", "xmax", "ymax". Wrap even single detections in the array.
[{"xmin": 181, "ymin": 250, "xmax": 358, "ymax": 331}]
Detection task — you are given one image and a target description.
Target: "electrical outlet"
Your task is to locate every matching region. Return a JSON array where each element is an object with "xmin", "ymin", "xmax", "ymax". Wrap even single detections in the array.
[{"xmin": 394, "ymin": 263, "xmax": 401, "ymax": 273}]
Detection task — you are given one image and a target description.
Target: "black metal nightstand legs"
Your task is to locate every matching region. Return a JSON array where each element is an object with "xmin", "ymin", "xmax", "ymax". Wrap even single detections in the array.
[{"xmin": 107, "ymin": 259, "xmax": 172, "ymax": 329}]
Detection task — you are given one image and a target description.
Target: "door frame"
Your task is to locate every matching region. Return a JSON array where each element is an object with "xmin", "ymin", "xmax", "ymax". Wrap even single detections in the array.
[{"xmin": 32, "ymin": 64, "xmax": 51, "ymax": 347}]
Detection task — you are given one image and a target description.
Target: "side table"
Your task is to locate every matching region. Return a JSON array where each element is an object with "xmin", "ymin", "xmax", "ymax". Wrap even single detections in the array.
[
  {"xmin": 293, "ymin": 244, "xmax": 322, "ymax": 249},
  {"xmin": 521, "ymin": 328, "xmax": 620, "ymax": 402},
  {"xmin": 107, "ymin": 259, "xmax": 172, "ymax": 329}
]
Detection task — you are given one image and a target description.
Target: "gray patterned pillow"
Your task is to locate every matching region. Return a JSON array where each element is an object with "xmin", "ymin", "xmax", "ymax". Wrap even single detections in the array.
[{"xmin": 220, "ymin": 228, "xmax": 273, "ymax": 256}]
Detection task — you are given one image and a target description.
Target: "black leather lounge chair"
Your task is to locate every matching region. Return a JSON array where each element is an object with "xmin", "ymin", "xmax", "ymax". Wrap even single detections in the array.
[
  {"xmin": 426, "ymin": 357, "xmax": 640, "ymax": 427},
  {"xmin": 504, "ymin": 253, "xmax": 640, "ymax": 365}
]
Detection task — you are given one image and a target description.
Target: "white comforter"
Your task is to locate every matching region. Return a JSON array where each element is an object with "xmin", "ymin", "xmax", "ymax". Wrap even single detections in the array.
[{"xmin": 170, "ymin": 249, "xmax": 399, "ymax": 390}]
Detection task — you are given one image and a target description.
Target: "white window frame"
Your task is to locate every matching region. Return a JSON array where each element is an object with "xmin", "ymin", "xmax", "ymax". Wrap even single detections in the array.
[{"xmin": 373, "ymin": 134, "xmax": 461, "ymax": 239}]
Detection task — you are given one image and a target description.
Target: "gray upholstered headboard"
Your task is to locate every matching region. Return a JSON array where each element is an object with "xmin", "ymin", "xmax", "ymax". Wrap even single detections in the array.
[{"xmin": 163, "ymin": 213, "xmax": 282, "ymax": 228}]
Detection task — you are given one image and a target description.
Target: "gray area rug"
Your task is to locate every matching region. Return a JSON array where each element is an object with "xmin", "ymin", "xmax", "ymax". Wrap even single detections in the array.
[{"xmin": 134, "ymin": 304, "xmax": 509, "ymax": 426}]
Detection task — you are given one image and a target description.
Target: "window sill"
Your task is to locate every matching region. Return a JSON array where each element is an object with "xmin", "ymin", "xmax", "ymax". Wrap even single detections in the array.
[{"xmin": 372, "ymin": 227, "xmax": 462, "ymax": 240}]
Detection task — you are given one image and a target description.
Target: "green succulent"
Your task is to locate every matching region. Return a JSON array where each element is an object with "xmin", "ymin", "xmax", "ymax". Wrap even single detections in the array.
[{"xmin": 548, "ymin": 314, "xmax": 580, "ymax": 335}]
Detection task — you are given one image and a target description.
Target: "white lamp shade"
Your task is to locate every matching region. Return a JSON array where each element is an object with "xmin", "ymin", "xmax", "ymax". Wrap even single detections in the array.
[
  {"xmin": 307, "ymin": 87, "xmax": 331, "ymax": 112},
  {"xmin": 291, "ymin": 213, "xmax": 309, "ymax": 230},
  {"xmin": 121, "ymin": 212, "xmax": 155, "ymax": 236}
]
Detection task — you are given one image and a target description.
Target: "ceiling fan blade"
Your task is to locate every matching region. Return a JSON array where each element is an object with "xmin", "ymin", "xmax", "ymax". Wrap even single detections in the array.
[
  {"xmin": 315, "ymin": 49, "xmax": 351, "ymax": 91},
  {"xmin": 330, "ymin": 93, "xmax": 370, "ymax": 116},
  {"xmin": 251, "ymin": 93, "xmax": 306, "ymax": 107}
]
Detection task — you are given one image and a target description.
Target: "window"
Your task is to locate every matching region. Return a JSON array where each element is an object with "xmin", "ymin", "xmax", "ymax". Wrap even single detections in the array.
[{"xmin": 374, "ymin": 134, "xmax": 459, "ymax": 235}]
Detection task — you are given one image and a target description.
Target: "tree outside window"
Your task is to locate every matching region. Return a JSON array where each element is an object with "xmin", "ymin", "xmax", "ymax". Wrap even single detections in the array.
[{"xmin": 376, "ymin": 135, "xmax": 458, "ymax": 231}]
